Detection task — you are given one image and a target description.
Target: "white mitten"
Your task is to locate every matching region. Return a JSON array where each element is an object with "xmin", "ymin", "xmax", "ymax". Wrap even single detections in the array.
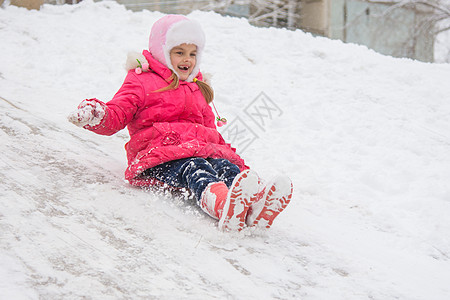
[{"xmin": 68, "ymin": 100, "xmax": 105, "ymax": 127}]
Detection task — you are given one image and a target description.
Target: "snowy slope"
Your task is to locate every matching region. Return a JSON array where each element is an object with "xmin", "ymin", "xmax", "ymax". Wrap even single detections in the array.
[{"xmin": 1, "ymin": 1, "xmax": 450, "ymax": 299}]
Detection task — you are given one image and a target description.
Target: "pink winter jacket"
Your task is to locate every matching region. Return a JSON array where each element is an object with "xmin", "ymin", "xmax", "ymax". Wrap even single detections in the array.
[{"xmin": 84, "ymin": 50, "xmax": 248, "ymax": 186}]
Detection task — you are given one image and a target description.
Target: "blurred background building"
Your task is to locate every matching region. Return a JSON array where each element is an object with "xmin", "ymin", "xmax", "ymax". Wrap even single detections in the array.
[{"xmin": 4, "ymin": 0, "xmax": 449, "ymax": 62}]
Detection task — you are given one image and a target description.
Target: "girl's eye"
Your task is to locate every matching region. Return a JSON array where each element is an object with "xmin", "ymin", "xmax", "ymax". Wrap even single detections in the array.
[
  {"xmin": 191, "ymin": 53, "xmax": 197, "ymax": 57},
  {"xmin": 176, "ymin": 52, "xmax": 183, "ymax": 55}
]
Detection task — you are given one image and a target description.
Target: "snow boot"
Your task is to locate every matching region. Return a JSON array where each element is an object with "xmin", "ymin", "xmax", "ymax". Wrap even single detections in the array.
[
  {"xmin": 200, "ymin": 182, "xmax": 229, "ymax": 220},
  {"xmin": 218, "ymin": 169, "xmax": 260, "ymax": 231},
  {"xmin": 246, "ymin": 175, "xmax": 293, "ymax": 229}
]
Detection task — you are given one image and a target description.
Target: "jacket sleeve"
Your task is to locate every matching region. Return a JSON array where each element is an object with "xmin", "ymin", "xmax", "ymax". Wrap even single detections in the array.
[{"xmin": 84, "ymin": 71, "xmax": 145, "ymax": 136}]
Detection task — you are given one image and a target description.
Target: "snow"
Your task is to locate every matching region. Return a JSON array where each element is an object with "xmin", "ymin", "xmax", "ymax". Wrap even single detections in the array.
[{"xmin": 1, "ymin": 0, "xmax": 450, "ymax": 299}]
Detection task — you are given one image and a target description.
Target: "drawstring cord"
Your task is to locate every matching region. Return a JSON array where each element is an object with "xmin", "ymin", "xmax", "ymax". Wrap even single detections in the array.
[
  {"xmin": 194, "ymin": 78, "xmax": 227, "ymax": 127},
  {"xmin": 211, "ymin": 101, "xmax": 227, "ymax": 127}
]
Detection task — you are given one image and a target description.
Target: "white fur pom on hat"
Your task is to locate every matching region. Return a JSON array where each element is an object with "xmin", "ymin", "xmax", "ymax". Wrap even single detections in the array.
[{"xmin": 149, "ymin": 15, "xmax": 205, "ymax": 82}]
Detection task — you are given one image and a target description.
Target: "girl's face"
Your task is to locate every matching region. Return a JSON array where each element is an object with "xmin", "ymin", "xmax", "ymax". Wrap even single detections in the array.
[{"xmin": 170, "ymin": 43, "xmax": 197, "ymax": 81}]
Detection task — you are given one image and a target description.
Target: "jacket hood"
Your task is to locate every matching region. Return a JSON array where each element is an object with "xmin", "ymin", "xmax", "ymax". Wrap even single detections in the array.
[{"xmin": 148, "ymin": 14, "xmax": 205, "ymax": 82}]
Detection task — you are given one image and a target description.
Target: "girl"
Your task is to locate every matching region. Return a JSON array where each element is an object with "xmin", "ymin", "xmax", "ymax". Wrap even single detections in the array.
[{"xmin": 68, "ymin": 14, "xmax": 293, "ymax": 231}]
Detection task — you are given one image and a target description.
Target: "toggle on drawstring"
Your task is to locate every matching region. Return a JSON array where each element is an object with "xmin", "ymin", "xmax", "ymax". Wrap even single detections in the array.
[
  {"xmin": 194, "ymin": 78, "xmax": 227, "ymax": 127},
  {"xmin": 212, "ymin": 101, "xmax": 227, "ymax": 127}
]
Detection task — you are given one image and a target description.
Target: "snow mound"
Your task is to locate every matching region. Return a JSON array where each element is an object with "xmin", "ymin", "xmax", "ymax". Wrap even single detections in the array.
[{"xmin": 1, "ymin": 1, "xmax": 450, "ymax": 299}]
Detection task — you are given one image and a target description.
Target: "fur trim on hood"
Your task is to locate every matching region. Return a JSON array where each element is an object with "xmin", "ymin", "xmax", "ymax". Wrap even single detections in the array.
[
  {"xmin": 125, "ymin": 51, "xmax": 212, "ymax": 86},
  {"xmin": 125, "ymin": 51, "xmax": 147, "ymax": 71}
]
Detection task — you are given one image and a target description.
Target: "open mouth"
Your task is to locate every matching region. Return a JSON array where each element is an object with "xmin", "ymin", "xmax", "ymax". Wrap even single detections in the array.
[{"xmin": 178, "ymin": 65, "xmax": 190, "ymax": 72}]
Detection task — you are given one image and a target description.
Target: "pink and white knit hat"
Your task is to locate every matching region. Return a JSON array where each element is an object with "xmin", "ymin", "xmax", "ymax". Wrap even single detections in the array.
[{"xmin": 148, "ymin": 15, "xmax": 205, "ymax": 82}]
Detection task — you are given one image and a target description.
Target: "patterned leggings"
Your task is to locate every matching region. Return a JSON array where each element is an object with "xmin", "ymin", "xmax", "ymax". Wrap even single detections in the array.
[{"xmin": 141, "ymin": 158, "xmax": 241, "ymax": 200}]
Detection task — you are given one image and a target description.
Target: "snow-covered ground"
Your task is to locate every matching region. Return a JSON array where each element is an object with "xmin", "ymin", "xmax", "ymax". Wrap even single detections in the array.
[{"xmin": 1, "ymin": 1, "xmax": 450, "ymax": 299}]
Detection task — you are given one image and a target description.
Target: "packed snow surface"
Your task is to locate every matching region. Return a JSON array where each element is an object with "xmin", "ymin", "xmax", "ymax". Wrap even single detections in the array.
[{"xmin": 1, "ymin": 1, "xmax": 450, "ymax": 299}]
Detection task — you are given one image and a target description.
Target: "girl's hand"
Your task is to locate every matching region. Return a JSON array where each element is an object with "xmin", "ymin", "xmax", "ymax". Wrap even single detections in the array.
[{"xmin": 68, "ymin": 99, "xmax": 105, "ymax": 127}]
